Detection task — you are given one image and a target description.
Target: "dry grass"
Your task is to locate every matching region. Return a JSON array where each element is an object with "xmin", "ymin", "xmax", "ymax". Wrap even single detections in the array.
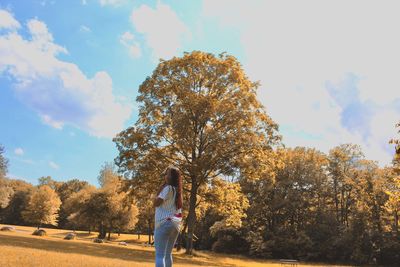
[{"xmin": 0, "ymin": 224, "xmax": 350, "ymax": 267}]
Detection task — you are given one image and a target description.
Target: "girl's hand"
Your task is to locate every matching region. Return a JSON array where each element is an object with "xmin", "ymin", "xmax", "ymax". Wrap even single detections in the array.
[{"xmin": 156, "ymin": 183, "xmax": 167, "ymax": 195}]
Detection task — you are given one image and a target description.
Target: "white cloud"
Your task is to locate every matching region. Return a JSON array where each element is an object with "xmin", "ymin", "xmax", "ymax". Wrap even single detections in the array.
[
  {"xmin": 41, "ymin": 114, "xmax": 64, "ymax": 129},
  {"xmin": 121, "ymin": 31, "xmax": 134, "ymax": 41},
  {"xmin": 0, "ymin": 9, "xmax": 20, "ymax": 30},
  {"xmin": 14, "ymin": 148, "xmax": 24, "ymax": 156},
  {"xmin": 202, "ymin": 0, "xmax": 400, "ymax": 166},
  {"xmin": 0, "ymin": 10, "xmax": 132, "ymax": 138},
  {"xmin": 131, "ymin": 2, "xmax": 191, "ymax": 60},
  {"xmin": 99, "ymin": 0, "xmax": 126, "ymax": 7},
  {"xmin": 82, "ymin": 0, "xmax": 87, "ymax": 5},
  {"xmin": 79, "ymin": 25, "xmax": 91, "ymax": 33},
  {"xmin": 49, "ymin": 161, "xmax": 59, "ymax": 169},
  {"xmin": 119, "ymin": 31, "xmax": 141, "ymax": 58}
]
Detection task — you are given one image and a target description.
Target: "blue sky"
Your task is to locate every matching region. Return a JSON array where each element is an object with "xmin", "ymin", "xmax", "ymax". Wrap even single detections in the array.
[{"xmin": 1, "ymin": 0, "xmax": 399, "ymax": 186}]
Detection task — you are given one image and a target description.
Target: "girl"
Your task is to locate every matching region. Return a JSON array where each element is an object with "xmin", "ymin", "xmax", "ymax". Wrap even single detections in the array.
[{"xmin": 153, "ymin": 166, "xmax": 183, "ymax": 267}]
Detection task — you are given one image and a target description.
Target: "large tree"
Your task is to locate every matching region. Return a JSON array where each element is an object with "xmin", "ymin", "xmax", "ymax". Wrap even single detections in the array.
[
  {"xmin": 114, "ymin": 51, "xmax": 280, "ymax": 254},
  {"xmin": 243, "ymin": 147, "xmax": 330, "ymax": 258},
  {"xmin": 327, "ymin": 144, "xmax": 364, "ymax": 227}
]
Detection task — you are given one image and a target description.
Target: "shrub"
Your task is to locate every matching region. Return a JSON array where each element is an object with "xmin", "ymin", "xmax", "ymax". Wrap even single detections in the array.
[
  {"xmin": 377, "ymin": 238, "xmax": 400, "ymax": 265},
  {"xmin": 211, "ymin": 228, "xmax": 249, "ymax": 254}
]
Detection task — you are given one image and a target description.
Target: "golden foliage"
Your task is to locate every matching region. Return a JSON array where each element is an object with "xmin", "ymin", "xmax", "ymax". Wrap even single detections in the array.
[
  {"xmin": 389, "ymin": 121, "xmax": 400, "ymax": 174},
  {"xmin": 113, "ymin": 51, "xmax": 281, "ymax": 252},
  {"xmin": 209, "ymin": 178, "xmax": 249, "ymax": 236},
  {"xmin": 114, "ymin": 51, "xmax": 281, "ymax": 185},
  {"xmin": 22, "ymin": 185, "xmax": 62, "ymax": 227}
]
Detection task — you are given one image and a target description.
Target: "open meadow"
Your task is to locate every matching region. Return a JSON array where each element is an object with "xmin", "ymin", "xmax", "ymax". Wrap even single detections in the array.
[{"xmin": 0, "ymin": 224, "xmax": 352, "ymax": 267}]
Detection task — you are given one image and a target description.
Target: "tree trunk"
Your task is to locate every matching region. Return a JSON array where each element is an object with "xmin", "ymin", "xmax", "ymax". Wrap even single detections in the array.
[
  {"xmin": 340, "ymin": 188, "xmax": 345, "ymax": 225},
  {"xmin": 344, "ymin": 190, "xmax": 351, "ymax": 227},
  {"xmin": 333, "ymin": 179, "xmax": 339, "ymax": 224},
  {"xmin": 98, "ymin": 222, "xmax": 106, "ymax": 239},
  {"xmin": 148, "ymin": 219, "xmax": 152, "ymax": 244},
  {"xmin": 185, "ymin": 183, "xmax": 198, "ymax": 255},
  {"xmin": 394, "ymin": 209, "xmax": 399, "ymax": 236},
  {"xmin": 177, "ymin": 219, "xmax": 188, "ymax": 251},
  {"xmin": 107, "ymin": 223, "xmax": 114, "ymax": 240}
]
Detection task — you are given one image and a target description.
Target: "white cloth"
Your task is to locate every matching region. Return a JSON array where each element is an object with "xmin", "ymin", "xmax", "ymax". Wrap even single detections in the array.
[{"xmin": 155, "ymin": 185, "xmax": 182, "ymax": 230}]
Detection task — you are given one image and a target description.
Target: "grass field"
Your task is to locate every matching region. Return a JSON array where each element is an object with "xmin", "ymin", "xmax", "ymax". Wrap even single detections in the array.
[{"xmin": 0, "ymin": 224, "xmax": 350, "ymax": 267}]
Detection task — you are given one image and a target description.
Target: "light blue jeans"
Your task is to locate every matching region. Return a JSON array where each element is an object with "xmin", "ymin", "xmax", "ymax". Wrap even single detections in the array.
[{"xmin": 154, "ymin": 220, "xmax": 179, "ymax": 267}]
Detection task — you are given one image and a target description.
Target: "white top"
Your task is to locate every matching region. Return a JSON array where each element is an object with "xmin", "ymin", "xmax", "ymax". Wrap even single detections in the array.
[{"xmin": 155, "ymin": 185, "xmax": 182, "ymax": 229}]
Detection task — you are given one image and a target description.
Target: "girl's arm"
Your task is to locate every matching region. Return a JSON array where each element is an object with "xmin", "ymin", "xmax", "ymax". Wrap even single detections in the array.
[
  {"xmin": 153, "ymin": 197, "xmax": 163, "ymax": 208},
  {"xmin": 153, "ymin": 184, "xmax": 168, "ymax": 207},
  {"xmin": 156, "ymin": 183, "xmax": 167, "ymax": 195}
]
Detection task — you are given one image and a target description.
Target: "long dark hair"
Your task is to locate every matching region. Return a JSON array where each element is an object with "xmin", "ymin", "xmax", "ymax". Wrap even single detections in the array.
[{"xmin": 168, "ymin": 167, "xmax": 183, "ymax": 209}]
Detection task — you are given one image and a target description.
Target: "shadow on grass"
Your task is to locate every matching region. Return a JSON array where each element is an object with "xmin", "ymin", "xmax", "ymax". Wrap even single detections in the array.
[
  {"xmin": 47, "ymin": 232, "xmax": 145, "ymax": 246},
  {"xmin": 48, "ymin": 231, "xmax": 97, "ymax": 241},
  {"xmin": 0, "ymin": 232, "xmax": 234, "ymax": 266}
]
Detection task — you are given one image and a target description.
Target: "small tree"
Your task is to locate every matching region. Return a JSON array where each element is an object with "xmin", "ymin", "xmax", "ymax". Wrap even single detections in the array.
[
  {"xmin": 1, "ymin": 179, "xmax": 33, "ymax": 225},
  {"xmin": 208, "ymin": 178, "xmax": 249, "ymax": 236},
  {"xmin": 98, "ymin": 162, "xmax": 118, "ymax": 188},
  {"xmin": 22, "ymin": 185, "xmax": 62, "ymax": 228},
  {"xmin": 55, "ymin": 179, "xmax": 89, "ymax": 228},
  {"xmin": 0, "ymin": 178, "xmax": 14, "ymax": 209},
  {"xmin": 390, "ymin": 122, "xmax": 400, "ymax": 174},
  {"xmin": 385, "ymin": 175, "xmax": 400, "ymax": 236},
  {"xmin": 113, "ymin": 201, "xmax": 139, "ymax": 236},
  {"xmin": 388, "ymin": 122, "xmax": 400, "ymax": 235},
  {"xmin": 38, "ymin": 176, "xmax": 61, "ymax": 190},
  {"xmin": 0, "ymin": 145, "xmax": 8, "ymax": 179},
  {"xmin": 135, "ymin": 198, "xmax": 155, "ymax": 244},
  {"xmin": 0, "ymin": 146, "xmax": 13, "ymax": 211},
  {"xmin": 64, "ymin": 185, "xmax": 96, "ymax": 231}
]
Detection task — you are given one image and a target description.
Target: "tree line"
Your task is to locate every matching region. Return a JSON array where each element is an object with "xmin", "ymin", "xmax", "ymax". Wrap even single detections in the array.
[
  {"xmin": 112, "ymin": 51, "xmax": 399, "ymax": 264},
  {"xmin": 0, "ymin": 161, "xmax": 138, "ymax": 240},
  {"xmin": 1, "ymin": 145, "xmax": 399, "ymax": 265}
]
